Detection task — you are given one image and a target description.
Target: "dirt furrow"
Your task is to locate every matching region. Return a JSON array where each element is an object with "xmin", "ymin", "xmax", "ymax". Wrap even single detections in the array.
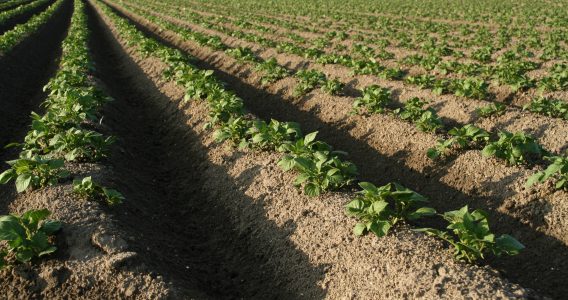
[
  {"xmin": 87, "ymin": 2, "xmax": 311, "ymax": 298},
  {"xmin": 115, "ymin": 0, "xmax": 568, "ymax": 155},
  {"xmin": 84, "ymin": 1, "xmax": 541, "ymax": 298},
  {"xmin": 99, "ymin": 2, "xmax": 568, "ymax": 298}
]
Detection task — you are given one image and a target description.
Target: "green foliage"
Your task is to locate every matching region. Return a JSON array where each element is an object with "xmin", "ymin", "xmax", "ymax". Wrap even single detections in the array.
[
  {"xmin": 416, "ymin": 206, "xmax": 524, "ymax": 263},
  {"xmin": 482, "ymin": 131, "xmax": 544, "ymax": 165},
  {"xmin": 0, "ymin": 154, "xmax": 69, "ymax": 193},
  {"xmin": 293, "ymin": 69, "xmax": 327, "ymax": 96},
  {"xmin": 524, "ymin": 97, "xmax": 568, "ymax": 120},
  {"xmin": 278, "ymin": 132, "xmax": 357, "ymax": 196},
  {"xmin": 405, "ymin": 74, "xmax": 436, "ymax": 89},
  {"xmin": 395, "ymin": 98, "xmax": 442, "ymax": 132},
  {"xmin": 0, "ymin": 0, "xmax": 64, "ymax": 54},
  {"xmin": 225, "ymin": 46, "xmax": 258, "ymax": 62},
  {"xmin": 526, "ymin": 154, "xmax": 568, "ymax": 190},
  {"xmin": 346, "ymin": 182, "xmax": 435, "ymax": 237},
  {"xmin": 320, "ymin": 78, "xmax": 344, "ymax": 95},
  {"xmin": 241, "ymin": 119, "xmax": 301, "ymax": 150},
  {"xmin": 352, "ymin": 85, "xmax": 391, "ymax": 114},
  {"xmin": 427, "ymin": 125, "xmax": 489, "ymax": 159},
  {"xmin": 0, "ymin": 209, "xmax": 61, "ymax": 268},
  {"xmin": 538, "ymin": 63, "xmax": 567, "ymax": 91},
  {"xmin": 450, "ymin": 78, "xmax": 489, "ymax": 99},
  {"xmin": 73, "ymin": 177, "xmax": 124, "ymax": 205},
  {"xmin": 255, "ymin": 58, "xmax": 289, "ymax": 85},
  {"xmin": 476, "ymin": 103, "xmax": 506, "ymax": 118}
]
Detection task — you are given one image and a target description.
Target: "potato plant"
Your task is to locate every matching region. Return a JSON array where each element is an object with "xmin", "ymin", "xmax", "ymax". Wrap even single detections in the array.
[
  {"xmin": 416, "ymin": 206, "xmax": 524, "ymax": 263},
  {"xmin": 0, "ymin": 209, "xmax": 61, "ymax": 268},
  {"xmin": 346, "ymin": 182, "xmax": 435, "ymax": 237}
]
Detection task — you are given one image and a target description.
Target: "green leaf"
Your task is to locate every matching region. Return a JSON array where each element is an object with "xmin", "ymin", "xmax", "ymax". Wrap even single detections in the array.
[
  {"xmin": 15, "ymin": 249, "xmax": 33, "ymax": 263},
  {"xmin": 304, "ymin": 132, "xmax": 318, "ymax": 144},
  {"xmin": 304, "ymin": 182, "xmax": 321, "ymax": 196},
  {"xmin": 496, "ymin": 234, "xmax": 525, "ymax": 255},
  {"xmin": 353, "ymin": 223, "xmax": 367, "ymax": 236},
  {"xmin": 15, "ymin": 173, "xmax": 32, "ymax": 193},
  {"xmin": 368, "ymin": 221, "xmax": 391, "ymax": 237},
  {"xmin": 0, "ymin": 169, "xmax": 15, "ymax": 184},
  {"xmin": 40, "ymin": 220, "xmax": 62, "ymax": 235},
  {"xmin": 0, "ymin": 216, "xmax": 25, "ymax": 240},
  {"xmin": 526, "ymin": 172, "xmax": 544, "ymax": 187},
  {"xmin": 408, "ymin": 207, "xmax": 437, "ymax": 220},
  {"xmin": 482, "ymin": 144, "xmax": 496, "ymax": 157}
]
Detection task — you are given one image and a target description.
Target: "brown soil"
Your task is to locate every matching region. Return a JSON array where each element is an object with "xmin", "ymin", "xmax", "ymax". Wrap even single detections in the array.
[
  {"xmin": 102, "ymin": 2, "xmax": 568, "ymax": 298},
  {"xmin": 121, "ymin": 0, "xmax": 568, "ymax": 155},
  {"xmin": 89, "ymin": 1, "xmax": 539, "ymax": 298}
]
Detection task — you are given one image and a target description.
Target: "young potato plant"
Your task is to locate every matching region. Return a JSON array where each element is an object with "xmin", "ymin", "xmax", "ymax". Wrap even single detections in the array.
[
  {"xmin": 213, "ymin": 117, "xmax": 252, "ymax": 146},
  {"xmin": 415, "ymin": 206, "xmax": 524, "ymax": 263},
  {"xmin": 482, "ymin": 131, "xmax": 544, "ymax": 165},
  {"xmin": 225, "ymin": 46, "xmax": 258, "ymax": 63},
  {"xmin": 405, "ymin": 74, "xmax": 436, "ymax": 89},
  {"xmin": 277, "ymin": 132, "xmax": 357, "ymax": 196},
  {"xmin": 538, "ymin": 63, "xmax": 567, "ymax": 92},
  {"xmin": 524, "ymin": 97, "xmax": 568, "ymax": 120},
  {"xmin": 48, "ymin": 128, "xmax": 115, "ymax": 162},
  {"xmin": 241, "ymin": 119, "xmax": 301, "ymax": 150},
  {"xmin": 345, "ymin": 182, "xmax": 436, "ymax": 237},
  {"xmin": 0, "ymin": 154, "xmax": 69, "ymax": 193},
  {"xmin": 205, "ymin": 90, "xmax": 245, "ymax": 126},
  {"xmin": 427, "ymin": 124, "xmax": 490, "ymax": 159},
  {"xmin": 0, "ymin": 209, "xmax": 61, "ymax": 268},
  {"xmin": 352, "ymin": 85, "xmax": 391, "ymax": 114},
  {"xmin": 526, "ymin": 154, "xmax": 568, "ymax": 190},
  {"xmin": 476, "ymin": 103, "xmax": 506, "ymax": 118},
  {"xmin": 450, "ymin": 78, "xmax": 489, "ymax": 99},
  {"xmin": 289, "ymin": 152, "xmax": 357, "ymax": 197},
  {"xmin": 293, "ymin": 69, "xmax": 327, "ymax": 96},
  {"xmin": 321, "ymin": 78, "xmax": 344, "ymax": 95},
  {"xmin": 73, "ymin": 177, "xmax": 124, "ymax": 205},
  {"xmin": 395, "ymin": 98, "xmax": 442, "ymax": 133},
  {"xmin": 254, "ymin": 58, "xmax": 289, "ymax": 85}
]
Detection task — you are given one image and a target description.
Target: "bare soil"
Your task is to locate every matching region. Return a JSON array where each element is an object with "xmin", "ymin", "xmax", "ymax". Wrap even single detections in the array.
[{"xmin": 102, "ymin": 1, "xmax": 568, "ymax": 298}]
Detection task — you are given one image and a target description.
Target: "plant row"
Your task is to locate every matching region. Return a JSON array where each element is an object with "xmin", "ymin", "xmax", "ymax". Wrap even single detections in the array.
[
  {"xmin": 0, "ymin": 0, "xmax": 51, "ymax": 28},
  {"xmin": 0, "ymin": 0, "xmax": 33, "ymax": 11},
  {"xmin": 112, "ymin": 0, "xmax": 568, "ymax": 193},
  {"xmin": 97, "ymin": 0, "xmax": 524, "ymax": 264},
  {"xmin": 0, "ymin": 0, "xmax": 123, "ymax": 269},
  {"xmin": 122, "ymin": 0, "xmax": 567, "ymax": 118},
  {"xmin": 0, "ymin": 0, "xmax": 64, "ymax": 55}
]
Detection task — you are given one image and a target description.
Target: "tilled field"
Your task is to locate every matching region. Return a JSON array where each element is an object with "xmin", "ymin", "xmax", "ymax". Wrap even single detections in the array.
[{"xmin": 0, "ymin": 0, "xmax": 566, "ymax": 298}]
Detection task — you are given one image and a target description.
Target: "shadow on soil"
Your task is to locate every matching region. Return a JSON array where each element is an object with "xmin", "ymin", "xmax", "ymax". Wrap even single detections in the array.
[
  {"xmin": 0, "ymin": 0, "xmax": 73, "ymax": 213},
  {"xmin": 87, "ymin": 3, "xmax": 326, "ymax": 299},
  {"xmin": 104, "ymin": 3, "xmax": 568, "ymax": 298}
]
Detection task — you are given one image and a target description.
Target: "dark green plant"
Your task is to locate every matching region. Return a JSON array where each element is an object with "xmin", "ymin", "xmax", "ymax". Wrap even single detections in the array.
[
  {"xmin": 293, "ymin": 69, "xmax": 326, "ymax": 96},
  {"xmin": 73, "ymin": 176, "xmax": 124, "ymax": 205},
  {"xmin": 0, "ymin": 154, "xmax": 69, "ymax": 193},
  {"xmin": 482, "ymin": 131, "xmax": 544, "ymax": 165},
  {"xmin": 415, "ymin": 206, "xmax": 524, "ymax": 263},
  {"xmin": 427, "ymin": 125, "xmax": 490, "ymax": 159},
  {"xmin": 0, "ymin": 209, "xmax": 61, "ymax": 268},
  {"xmin": 476, "ymin": 103, "xmax": 506, "ymax": 118},
  {"xmin": 352, "ymin": 85, "xmax": 391, "ymax": 114},
  {"xmin": 526, "ymin": 154, "xmax": 568, "ymax": 190},
  {"xmin": 346, "ymin": 182, "xmax": 435, "ymax": 237}
]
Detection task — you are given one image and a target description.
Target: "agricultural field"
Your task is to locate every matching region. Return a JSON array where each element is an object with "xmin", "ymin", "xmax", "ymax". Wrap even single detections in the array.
[{"xmin": 0, "ymin": 0, "xmax": 566, "ymax": 298}]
